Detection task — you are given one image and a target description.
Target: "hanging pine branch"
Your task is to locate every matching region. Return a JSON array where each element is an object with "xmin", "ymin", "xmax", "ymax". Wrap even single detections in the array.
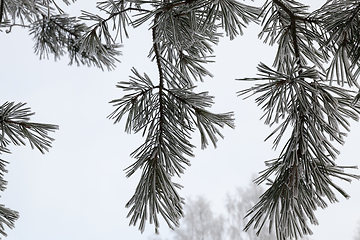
[
  {"xmin": 239, "ymin": 1, "xmax": 360, "ymax": 239},
  {"xmin": 1, "ymin": 0, "xmax": 121, "ymax": 70},
  {"xmin": 0, "ymin": 102, "xmax": 58, "ymax": 237},
  {"xmin": 107, "ymin": 3, "xmax": 240, "ymax": 230}
]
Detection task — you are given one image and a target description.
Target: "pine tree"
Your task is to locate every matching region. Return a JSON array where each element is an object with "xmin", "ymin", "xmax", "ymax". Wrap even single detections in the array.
[{"xmin": 2, "ymin": 1, "xmax": 360, "ymax": 240}]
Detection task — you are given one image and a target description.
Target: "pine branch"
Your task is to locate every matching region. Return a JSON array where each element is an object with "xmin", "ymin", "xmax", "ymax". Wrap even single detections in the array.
[
  {"xmin": 0, "ymin": 102, "xmax": 59, "ymax": 154},
  {"xmin": 0, "ymin": 102, "xmax": 58, "ymax": 237},
  {"xmin": 240, "ymin": 64, "xmax": 360, "ymax": 239},
  {"xmin": 80, "ymin": 7, "xmax": 151, "ymax": 32},
  {"xmin": 120, "ymin": 12, "xmax": 187, "ymax": 234},
  {"xmin": 109, "ymin": 6, "xmax": 235, "ymax": 232},
  {"xmin": 0, "ymin": 159, "xmax": 20, "ymax": 238},
  {"xmin": 46, "ymin": 14, "xmax": 80, "ymax": 38}
]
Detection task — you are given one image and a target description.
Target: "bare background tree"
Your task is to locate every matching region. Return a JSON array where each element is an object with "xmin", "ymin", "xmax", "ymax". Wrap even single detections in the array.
[
  {"xmin": 149, "ymin": 178, "xmax": 288, "ymax": 240},
  {"xmin": 173, "ymin": 197, "xmax": 225, "ymax": 240},
  {"xmin": 354, "ymin": 219, "xmax": 360, "ymax": 240},
  {"xmin": 225, "ymin": 181, "xmax": 276, "ymax": 240}
]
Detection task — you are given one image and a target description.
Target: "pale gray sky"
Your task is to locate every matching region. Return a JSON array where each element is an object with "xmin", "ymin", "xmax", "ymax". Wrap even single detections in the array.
[{"xmin": 1, "ymin": 1, "xmax": 360, "ymax": 240}]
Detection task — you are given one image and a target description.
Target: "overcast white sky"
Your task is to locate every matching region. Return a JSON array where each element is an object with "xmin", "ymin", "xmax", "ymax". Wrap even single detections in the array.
[{"xmin": 1, "ymin": 1, "xmax": 360, "ymax": 240}]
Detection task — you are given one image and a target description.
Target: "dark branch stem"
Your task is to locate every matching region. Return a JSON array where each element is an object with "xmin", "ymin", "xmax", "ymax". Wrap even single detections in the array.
[
  {"xmin": 103, "ymin": 7, "xmax": 152, "ymax": 23},
  {"xmin": 273, "ymin": 0, "xmax": 293, "ymax": 19},
  {"xmin": 0, "ymin": 0, "xmax": 4, "ymax": 24},
  {"xmin": 43, "ymin": 14, "xmax": 80, "ymax": 38},
  {"xmin": 273, "ymin": 0, "xmax": 302, "ymax": 69},
  {"xmin": 5, "ymin": 24, "xmax": 31, "ymax": 34},
  {"xmin": 153, "ymin": 13, "xmax": 165, "ymax": 147},
  {"xmin": 60, "ymin": 7, "xmax": 151, "ymax": 39},
  {"xmin": 153, "ymin": 17, "xmax": 164, "ymax": 90},
  {"xmin": 273, "ymin": 0, "xmax": 306, "ymax": 199}
]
